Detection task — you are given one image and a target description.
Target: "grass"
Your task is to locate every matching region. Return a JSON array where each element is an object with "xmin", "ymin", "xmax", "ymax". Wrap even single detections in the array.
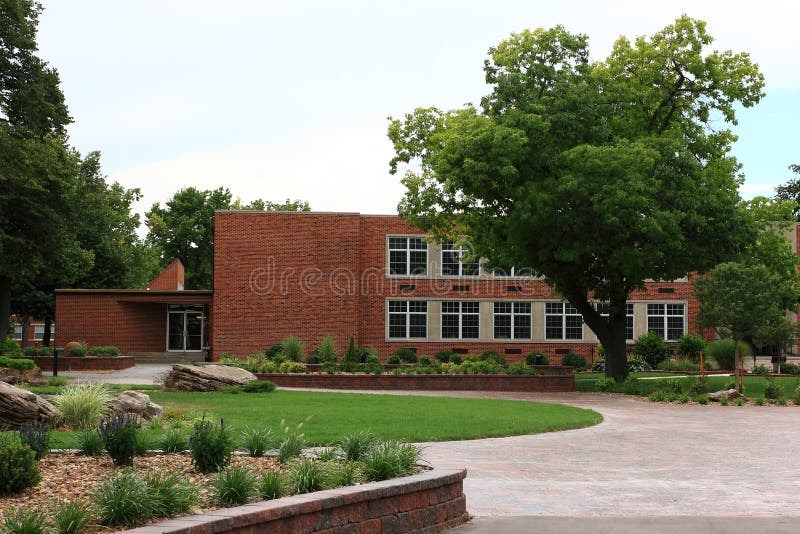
[{"xmin": 45, "ymin": 390, "xmax": 601, "ymax": 448}]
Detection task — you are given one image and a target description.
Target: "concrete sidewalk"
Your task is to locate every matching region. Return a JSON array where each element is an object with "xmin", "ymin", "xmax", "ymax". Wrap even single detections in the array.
[
  {"xmin": 454, "ymin": 516, "xmax": 800, "ymax": 533},
  {"xmin": 59, "ymin": 363, "xmax": 172, "ymax": 384}
]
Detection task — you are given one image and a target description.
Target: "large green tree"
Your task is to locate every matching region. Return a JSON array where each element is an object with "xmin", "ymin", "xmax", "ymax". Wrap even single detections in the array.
[
  {"xmin": 388, "ymin": 17, "xmax": 763, "ymax": 381},
  {"xmin": 146, "ymin": 188, "xmax": 310, "ymax": 289},
  {"xmin": 774, "ymin": 163, "xmax": 800, "ymax": 220}
]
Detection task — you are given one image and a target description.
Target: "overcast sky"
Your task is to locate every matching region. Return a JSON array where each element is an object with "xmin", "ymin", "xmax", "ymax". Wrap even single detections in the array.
[{"xmin": 36, "ymin": 1, "xmax": 800, "ymax": 223}]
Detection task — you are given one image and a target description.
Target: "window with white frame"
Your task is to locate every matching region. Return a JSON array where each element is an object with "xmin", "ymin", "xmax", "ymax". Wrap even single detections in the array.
[
  {"xmin": 647, "ymin": 303, "xmax": 685, "ymax": 341},
  {"xmin": 33, "ymin": 325, "xmax": 54, "ymax": 341},
  {"xmin": 441, "ymin": 241, "xmax": 479, "ymax": 277},
  {"xmin": 594, "ymin": 302, "xmax": 635, "ymax": 340},
  {"xmin": 493, "ymin": 302, "xmax": 532, "ymax": 339},
  {"xmin": 489, "ymin": 265, "xmax": 534, "ymax": 278},
  {"xmin": 545, "ymin": 302, "xmax": 583, "ymax": 340},
  {"xmin": 388, "ymin": 237, "xmax": 427, "ymax": 276},
  {"xmin": 13, "ymin": 324, "xmax": 22, "ymax": 340},
  {"xmin": 441, "ymin": 301, "xmax": 480, "ymax": 339},
  {"xmin": 388, "ymin": 300, "xmax": 427, "ymax": 339}
]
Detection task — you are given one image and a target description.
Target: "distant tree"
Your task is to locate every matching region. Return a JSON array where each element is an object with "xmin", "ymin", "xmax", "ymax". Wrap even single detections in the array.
[
  {"xmin": 146, "ymin": 188, "xmax": 310, "ymax": 289},
  {"xmin": 774, "ymin": 164, "xmax": 800, "ymax": 220},
  {"xmin": 388, "ymin": 16, "xmax": 763, "ymax": 381}
]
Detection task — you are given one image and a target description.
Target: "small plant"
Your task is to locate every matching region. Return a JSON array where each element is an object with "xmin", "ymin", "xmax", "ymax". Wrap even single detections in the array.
[
  {"xmin": 266, "ymin": 343, "xmax": 284, "ymax": 359},
  {"xmin": 339, "ymin": 431, "xmax": 376, "ymax": 461},
  {"xmin": 764, "ymin": 378, "xmax": 784, "ymax": 400},
  {"xmin": 52, "ymin": 499, "xmax": 93, "ymax": 534},
  {"xmin": 53, "ymin": 383, "xmax": 111, "ymax": 430},
  {"xmin": 47, "ymin": 375, "xmax": 68, "ymax": 386},
  {"xmin": 755, "ymin": 397, "xmax": 766, "ymax": 406},
  {"xmin": 278, "ymin": 361, "xmax": 307, "ymax": 374},
  {"xmin": 315, "ymin": 335, "xmax": 339, "ymax": 364},
  {"xmin": 258, "ymin": 470, "xmax": 284, "ymax": 500},
  {"xmin": 478, "ymin": 350, "xmax": 506, "ymax": 366},
  {"xmin": 75, "ymin": 429, "xmax": 105, "ymax": 456},
  {"xmin": 777, "ymin": 397, "xmax": 788, "ymax": 406},
  {"xmin": 734, "ymin": 397, "xmax": 746, "ymax": 406},
  {"xmin": 561, "ymin": 351, "xmax": 587, "ymax": 371},
  {"xmin": 144, "ymin": 470, "xmax": 197, "ymax": 517},
  {"xmin": 97, "ymin": 412, "xmax": 140, "ymax": 466},
  {"xmin": 779, "ymin": 362, "xmax": 800, "ymax": 375},
  {"xmin": 281, "ymin": 335, "xmax": 305, "ymax": 361},
  {"xmin": 190, "ymin": 415, "xmax": 233, "ymax": 473},
  {"xmin": 696, "ymin": 395, "xmax": 709, "ymax": 405},
  {"xmin": 526, "ymin": 351, "xmax": 549, "ymax": 366},
  {"xmin": 18, "ymin": 422, "xmax": 51, "ymax": 460},
  {"xmin": 67, "ymin": 347, "xmax": 87, "ymax": 357},
  {"xmin": 288, "ymin": 458, "xmax": 326, "ymax": 494},
  {"xmin": 0, "ymin": 432, "xmax": 41, "ymax": 493},
  {"xmin": 795, "ymin": 385, "xmax": 800, "ymax": 405},
  {"xmin": 435, "ymin": 350, "xmax": 456, "ymax": 363},
  {"xmin": 361, "ymin": 440, "xmax": 421, "ymax": 481},
  {"xmin": 751, "ymin": 364, "xmax": 769, "ymax": 375},
  {"xmin": 88, "ymin": 345, "xmax": 122, "ymax": 356},
  {"xmin": 314, "ymin": 447, "xmax": 339, "ymax": 461},
  {"xmin": 241, "ymin": 380, "xmax": 277, "ymax": 393},
  {"xmin": 622, "ymin": 377, "xmax": 640, "ymax": 395},
  {"xmin": 506, "ymin": 362, "xmax": 539, "ymax": 375},
  {"xmin": 418, "ymin": 355, "xmax": 432, "ymax": 366},
  {"xmin": 363, "ymin": 359, "xmax": 384, "ymax": 375},
  {"xmin": 687, "ymin": 377, "xmax": 708, "ymax": 396},
  {"xmin": 719, "ymin": 397, "xmax": 729, "ymax": 406},
  {"xmin": 647, "ymin": 391, "xmax": 665, "ymax": 402},
  {"xmin": 632, "ymin": 332, "xmax": 669, "ymax": 367},
  {"xmin": 391, "ymin": 348, "xmax": 418, "ymax": 364},
  {"xmin": 1, "ymin": 507, "xmax": 48, "ymax": 534},
  {"xmin": 214, "ymin": 465, "xmax": 257, "ymax": 506},
  {"xmin": 595, "ymin": 377, "xmax": 616, "ymax": 392},
  {"xmin": 158, "ymin": 428, "xmax": 189, "ymax": 453},
  {"xmin": 93, "ymin": 471, "xmax": 159, "ymax": 527},
  {"xmin": 675, "ymin": 334, "xmax": 705, "ymax": 362},
  {"xmin": 325, "ymin": 461, "xmax": 361, "ymax": 487},
  {"xmin": 240, "ymin": 426, "xmax": 273, "ymax": 457},
  {"xmin": 679, "ymin": 394, "xmax": 690, "ymax": 404},
  {"xmin": 277, "ymin": 419, "xmax": 308, "ymax": 463}
]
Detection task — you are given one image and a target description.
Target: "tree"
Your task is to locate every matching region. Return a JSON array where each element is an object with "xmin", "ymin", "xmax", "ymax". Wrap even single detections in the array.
[
  {"xmin": 388, "ymin": 17, "xmax": 763, "ymax": 381},
  {"xmin": 774, "ymin": 164, "xmax": 800, "ymax": 220},
  {"xmin": 146, "ymin": 188, "xmax": 310, "ymax": 289}
]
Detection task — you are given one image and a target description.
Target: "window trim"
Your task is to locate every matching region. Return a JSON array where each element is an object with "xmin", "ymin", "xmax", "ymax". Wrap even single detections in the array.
[
  {"xmin": 440, "ymin": 300, "xmax": 481, "ymax": 340},
  {"xmin": 440, "ymin": 241, "xmax": 480, "ymax": 278},
  {"xmin": 13, "ymin": 324, "xmax": 22, "ymax": 340},
  {"xmin": 593, "ymin": 302, "xmax": 635, "ymax": 341},
  {"xmin": 544, "ymin": 301, "xmax": 584, "ymax": 340},
  {"xmin": 386, "ymin": 235, "xmax": 428, "ymax": 278},
  {"xmin": 386, "ymin": 299, "xmax": 428, "ymax": 340},
  {"xmin": 493, "ymin": 301, "xmax": 532, "ymax": 340},
  {"xmin": 488, "ymin": 266, "xmax": 535, "ymax": 279},
  {"xmin": 646, "ymin": 302, "xmax": 686, "ymax": 341}
]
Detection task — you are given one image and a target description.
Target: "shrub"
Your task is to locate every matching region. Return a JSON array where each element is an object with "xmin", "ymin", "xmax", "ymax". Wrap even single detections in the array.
[
  {"xmin": 627, "ymin": 357, "xmax": 652, "ymax": 373},
  {"xmin": 435, "ymin": 350, "xmax": 456, "ymax": 363},
  {"xmin": 457, "ymin": 359, "xmax": 504, "ymax": 374},
  {"xmin": 779, "ymin": 362, "xmax": 800, "ymax": 375},
  {"xmin": 258, "ymin": 470, "xmax": 284, "ymax": 500},
  {"xmin": 315, "ymin": 335, "xmax": 339, "ymax": 364},
  {"xmin": 67, "ymin": 347, "xmax": 87, "ymax": 357},
  {"xmin": 0, "ymin": 432, "xmax": 41, "ymax": 493},
  {"xmin": 189, "ymin": 416, "xmax": 233, "ymax": 473},
  {"xmin": 53, "ymin": 383, "xmax": 111, "ymax": 430},
  {"xmin": 144, "ymin": 470, "xmax": 197, "ymax": 518},
  {"xmin": 526, "ymin": 352, "xmax": 548, "ymax": 366},
  {"xmin": 479, "ymin": 350, "xmax": 506, "ymax": 366},
  {"xmin": 265, "ymin": 344, "xmax": 284, "ymax": 359},
  {"xmin": 506, "ymin": 363, "xmax": 539, "ymax": 375},
  {"xmin": 321, "ymin": 361, "xmax": 338, "ymax": 374},
  {"xmin": 339, "ymin": 431, "xmax": 375, "ymax": 461},
  {"xmin": 47, "ymin": 375, "xmax": 68, "ymax": 386},
  {"xmin": 764, "ymin": 378, "xmax": 784, "ymax": 400},
  {"xmin": 418, "ymin": 356, "xmax": 432, "ymax": 366},
  {"xmin": 696, "ymin": 395, "xmax": 709, "ymax": 405},
  {"xmin": 23, "ymin": 346, "xmax": 52, "ymax": 357},
  {"xmin": 240, "ymin": 426, "xmax": 272, "ymax": 457},
  {"xmin": 596, "ymin": 377, "xmax": 616, "ymax": 392},
  {"xmin": 0, "ymin": 337, "xmax": 23, "ymax": 357},
  {"xmin": 777, "ymin": 398, "xmax": 788, "ymax": 406},
  {"xmin": 305, "ymin": 354, "xmax": 322, "ymax": 364},
  {"xmin": 1, "ymin": 507, "xmax": 48, "ymax": 534},
  {"xmin": 561, "ymin": 351, "xmax": 587, "ymax": 371},
  {"xmin": 687, "ymin": 377, "xmax": 708, "ymax": 396},
  {"xmin": 277, "ymin": 419, "xmax": 307, "ymax": 463},
  {"xmin": 387, "ymin": 354, "xmax": 401, "ymax": 364},
  {"xmin": 288, "ymin": 458, "xmax": 326, "ymax": 494},
  {"xmin": 93, "ymin": 471, "xmax": 159, "ymax": 527},
  {"xmin": 675, "ymin": 334, "xmax": 705, "ymax": 362},
  {"xmin": 623, "ymin": 377, "xmax": 640, "ymax": 395},
  {"xmin": 0, "ymin": 356, "xmax": 35, "ymax": 370},
  {"xmin": 358, "ymin": 346, "xmax": 379, "ymax": 363},
  {"xmin": 719, "ymin": 397, "xmax": 729, "ymax": 406},
  {"xmin": 632, "ymin": 332, "xmax": 669, "ymax": 367},
  {"xmin": 18, "ymin": 422, "xmax": 50, "ymax": 460},
  {"xmin": 325, "ymin": 461, "xmax": 361, "ymax": 487},
  {"xmin": 449, "ymin": 354, "xmax": 463, "ymax": 364},
  {"xmin": 241, "ymin": 380, "xmax": 277, "ymax": 393},
  {"xmin": 339, "ymin": 336, "xmax": 360, "ymax": 372},
  {"xmin": 734, "ymin": 397, "xmax": 746, "ymax": 406},
  {"xmin": 52, "ymin": 499, "xmax": 93, "ymax": 534},
  {"xmin": 391, "ymin": 348, "xmax": 418, "ymax": 364},
  {"xmin": 280, "ymin": 336, "xmax": 304, "ymax": 361},
  {"xmin": 657, "ymin": 359, "xmax": 701, "ymax": 372},
  {"xmin": 214, "ymin": 466, "xmax": 256, "ymax": 506},
  {"xmin": 278, "ymin": 361, "xmax": 307, "ymax": 374},
  {"xmin": 98, "ymin": 412, "xmax": 140, "ymax": 466},
  {"xmin": 158, "ymin": 428, "xmax": 189, "ymax": 453},
  {"xmin": 88, "ymin": 345, "xmax": 122, "ymax": 356},
  {"xmin": 647, "ymin": 390, "xmax": 665, "ymax": 402},
  {"xmin": 706, "ymin": 339, "xmax": 751, "ymax": 370},
  {"xmin": 75, "ymin": 429, "xmax": 104, "ymax": 456},
  {"xmin": 363, "ymin": 360, "xmax": 384, "ymax": 375},
  {"xmin": 362, "ymin": 440, "xmax": 421, "ymax": 481},
  {"xmin": 752, "ymin": 365, "xmax": 770, "ymax": 375}
]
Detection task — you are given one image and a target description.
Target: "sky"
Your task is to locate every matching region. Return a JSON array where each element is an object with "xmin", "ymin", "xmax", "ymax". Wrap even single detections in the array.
[{"xmin": 35, "ymin": 0, "xmax": 800, "ymax": 225}]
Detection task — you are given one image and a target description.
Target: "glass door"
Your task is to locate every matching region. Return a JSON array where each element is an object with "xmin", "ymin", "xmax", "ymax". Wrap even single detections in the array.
[
  {"xmin": 167, "ymin": 309, "xmax": 205, "ymax": 352},
  {"xmin": 185, "ymin": 312, "xmax": 203, "ymax": 351},
  {"xmin": 167, "ymin": 312, "xmax": 185, "ymax": 351}
]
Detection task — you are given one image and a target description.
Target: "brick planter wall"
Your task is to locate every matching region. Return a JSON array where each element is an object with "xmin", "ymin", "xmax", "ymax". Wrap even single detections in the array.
[
  {"xmin": 124, "ymin": 468, "xmax": 468, "ymax": 534},
  {"xmin": 27, "ymin": 356, "xmax": 135, "ymax": 372},
  {"xmin": 255, "ymin": 372, "xmax": 575, "ymax": 392}
]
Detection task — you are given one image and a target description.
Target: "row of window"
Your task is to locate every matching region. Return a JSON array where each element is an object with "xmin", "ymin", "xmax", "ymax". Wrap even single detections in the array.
[
  {"xmin": 12, "ymin": 324, "xmax": 55, "ymax": 341},
  {"xmin": 388, "ymin": 300, "xmax": 683, "ymax": 341},
  {"xmin": 389, "ymin": 237, "xmax": 521, "ymax": 277}
]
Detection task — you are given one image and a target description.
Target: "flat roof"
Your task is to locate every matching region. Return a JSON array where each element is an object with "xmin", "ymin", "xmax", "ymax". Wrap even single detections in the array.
[
  {"xmin": 55, "ymin": 289, "xmax": 213, "ymax": 295},
  {"xmin": 213, "ymin": 210, "xmax": 401, "ymax": 218}
]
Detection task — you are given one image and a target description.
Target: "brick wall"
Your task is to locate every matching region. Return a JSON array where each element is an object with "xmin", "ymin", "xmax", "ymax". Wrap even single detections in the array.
[{"xmin": 147, "ymin": 259, "xmax": 185, "ymax": 290}]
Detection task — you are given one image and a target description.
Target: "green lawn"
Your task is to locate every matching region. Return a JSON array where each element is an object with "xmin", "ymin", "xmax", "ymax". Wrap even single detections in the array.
[{"xmin": 48, "ymin": 389, "xmax": 602, "ymax": 448}]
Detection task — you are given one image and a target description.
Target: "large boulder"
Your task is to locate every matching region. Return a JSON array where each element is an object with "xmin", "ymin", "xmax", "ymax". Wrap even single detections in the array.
[
  {"xmin": 111, "ymin": 391, "xmax": 163, "ymax": 420},
  {"xmin": 163, "ymin": 364, "xmax": 257, "ymax": 392},
  {"xmin": 707, "ymin": 389, "xmax": 746, "ymax": 401},
  {"xmin": 0, "ymin": 381, "xmax": 60, "ymax": 429},
  {"xmin": 0, "ymin": 366, "xmax": 44, "ymax": 386}
]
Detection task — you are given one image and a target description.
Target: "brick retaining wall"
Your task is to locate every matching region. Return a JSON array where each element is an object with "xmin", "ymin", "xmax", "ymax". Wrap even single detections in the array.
[
  {"xmin": 124, "ymin": 468, "xmax": 468, "ymax": 534},
  {"xmin": 256, "ymin": 372, "xmax": 575, "ymax": 392},
  {"xmin": 28, "ymin": 356, "xmax": 135, "ymax": 372}
]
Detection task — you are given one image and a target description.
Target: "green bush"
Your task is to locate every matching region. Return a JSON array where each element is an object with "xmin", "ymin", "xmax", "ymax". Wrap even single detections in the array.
[
  {"xmin": 391, "ymin": 348, "xmax": 418, "ymax": 364},
  {"xmin": 561, "ymin": 351, "xmax": 587, "ymax": 371},
  {"xmin": 47, "ymin": 376, "xmax": 68, "ymax": 386},
  {"xmin": 647, "ymin": 390, "xmax": 665, "ymax": 402},
  {"xmin": 596, "ymin": 377, "xmax": 616, "ymax": 392},
  {"xmin": 1, "ymin": 507, "xmax": 48, "ymax": 534},
  {"xmin": 144, "ymin": 470, "xmax": 197, "ymax": 518},
  {"xmin": 214, "ymin": 466, "xmax": 256, "ymax": 506},
  {"xmin": 258, "ymin": 470, "xmax": 284, "ymax": 500},
  {"xmin": 241, "ymin": 380, "xmax": 277, "ymax": 393},
  {"xmin": 751, "ymin": 364, "xmax": 769, "ymax": 375},
  {"xmin": 0, "ymin": 337, "xmax": 23, "ymax": 357},
  {"xmin": 278, "ymin": 361, "xmax": 307, "ymax": 374},
  {"xmin": 657, "ymin": 359, "xmax": 701, "ymax": 372},
  {"xmin": 435, "ymin": 350, "xmax": 456, "ymax": 363},
  {"xmin": 75, "ymin": 429, "xmax": 105, "ymax": 456},
  {"xmin": 632, "ymin": 332, "xmax": 669, "ymax": 367},
  {"xmin": 779, "ymin": 362, "xmax": 800, "ymax": 375},
  {"xmin": 734, "ymin": 397, "xmax": 746, "ymax": 406},
  {"xmin": 325, "ymin": 461, "xmax": 361, "ymax": 487},
  {"xmin": 288, "ymin": 458, "xmax": 326, "ymax": 494},
  {"xmin": 190, "ymin": 416, "xmax": 233, "ymax": 473},
  {"xmin": 418, "ymin": 356, "xmax": 432, "ymax": 366},
  {"xmin": 720, "ymin": 397, "xmax": 729, "ymax": 406},
  {"xmin": 755, "ymin": 396, "xmax": 766, "ymax": 406},
  {"xmin": 265, "ymin": 344, "xmax": 284, "ymax": 359},
  {"xmin": 22, "ymin": 346, "xmax": 52, "ymax": 357},
  {"xmin": 706, "ymin": 339, "xmax": 750, "ymax": 370},
  {"xmin": 88, "ymin": 345, "xmax": 122, "ymax": 357},
  {"xmin": 0, "ymin": 356, "xmax": 35, "ymax": 370},
  {"xmin": 304, "ymin": 354, "xmax": 322, "ymax": 364},
  {"xmin": 240, "ymin": 426, "xmax": 272, "ymax": 457},
  {"xmin": 98, "ymin": 413, "xmax": 140, "ymax": 467},
  {"xmin": 339, "ymin": 431, "xmax": 376, "ymax": 462},
  {"xmin": 281, "ymin": 335, "xmax": 304, "ymax": 361},
  {"xmin": 622, "ymin": 377, "xmax": 640, "ymax": 395},
  {"xmin": 18, "ymin": 422, "xmax": 51, "ymax": 460},
  {"xmin": 478, "ymin": 350, "xmax": 505, "ymax": 366},
  {"xmin": 0, "ymin": 433, "xmax": 41, "ymax": 494},
  {"xmin": 315, "ymin": 335, "xmax": 339, "ymax": 364},
  {"xmin": 696, "ymin": 395, "xmax": 709, "ymax": 405},
  {"xmin": 67, "ymin": 347, "xmax": 87, "ymax": 357},
  {"xmin": 506, "ymin": 363, "xmax": 539, "ymax": 375},
  {"xmin": 627, "ymin": 357, "xmax": 652, "ymax": 372},
  {"xmin": 764, "ymin": 378, "xmax": 784, "ymax": 400},
  {"xmin": 675, "ymin": 334, "xmax": 705, "ymax": 362},
  {"xmin": 52, "ymin": 499, "xmax": 93, "ymax": 534},
  {"xmin": 456, "ymin": 359, "xmax": 504, "ymax": 374},
  {"xmin": 93, "ymin": 471, "xmax": 160, "ymax": 527},
  {"xmin": 53, "ymin": 383, "xmax": 111, "ymax": 430},
  {"xmin": 363, "ymin": 360, "xmax": 384, "ymax": 375},
  {"xmin": 340, "ymin": 336, "xmax": 360, "ymax": 372},
  {"xmin": 525, "ymin": 352, "xmax": 549, "ymax": 366},
  {"xmin": 387, "ymin": 354, "xmax": 401, "ymax": 364},
  {"xmin": 362, "ymin": 440, "xmax": 421, "ymax": 481}
]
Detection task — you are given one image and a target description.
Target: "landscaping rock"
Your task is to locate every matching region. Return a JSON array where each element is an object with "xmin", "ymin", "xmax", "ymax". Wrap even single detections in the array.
[
  {"xmin": 0, "ymin": 366, "xmax": 44, "ymax": 386},
  {"xmin": 111, "ymin": 391, "xmax": 163, "ymax": 420},
  {"xmin": 163, "ymin": 364, "xmax": 256, "ymax": 392},
  {"xmin": 0, "ymin": 381, "xmax": 60, "ymax": 429},
  {"xmin": 707, "ymin": 389, "xmax": 746, "ymax": 401}
]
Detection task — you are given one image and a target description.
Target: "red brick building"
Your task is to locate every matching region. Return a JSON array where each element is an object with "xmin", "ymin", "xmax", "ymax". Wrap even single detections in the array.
[{"xmin": 57, "ymin": 210, "xmax": 773, "ymax": 364}]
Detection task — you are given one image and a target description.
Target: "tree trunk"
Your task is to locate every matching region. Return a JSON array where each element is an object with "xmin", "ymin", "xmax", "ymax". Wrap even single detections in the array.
[
  {"xmin": 734, "ymin": 339, "xmax": 740, "ymax": 392},
  {"xmin": 0, "ymin": 276, "xmax": 10, "ymax": 341},
  {"xmin": 21, "ymin": 316, "xmax": 29, "ymax": 348},
  {"xmin": 43, "ymin": 316, "xmax": 52, "ymax": 347}
]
